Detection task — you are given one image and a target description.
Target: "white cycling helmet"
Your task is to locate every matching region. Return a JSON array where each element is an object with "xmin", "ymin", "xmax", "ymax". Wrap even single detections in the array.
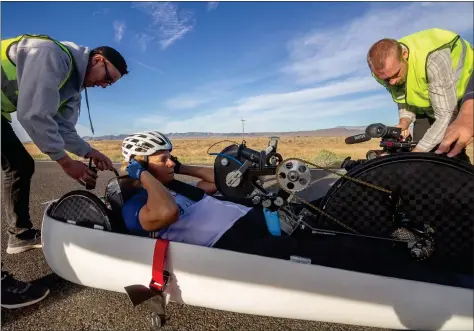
[{"xmin": 122, "ymin": 131, "xmax": 173, "ymax": 163}]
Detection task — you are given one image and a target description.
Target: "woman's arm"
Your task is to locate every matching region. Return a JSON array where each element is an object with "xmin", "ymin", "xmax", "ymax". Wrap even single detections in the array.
[
  {"xmin": 179, "ymin": 164, "xmax": 215, "ymax": 182},
  {"xmin": 138, "ymin": 170, "xmax": 180, "ymax": 231},
  {"xmin": 177, "ymin": 163, "xmax": 218, "ymax": 194}
]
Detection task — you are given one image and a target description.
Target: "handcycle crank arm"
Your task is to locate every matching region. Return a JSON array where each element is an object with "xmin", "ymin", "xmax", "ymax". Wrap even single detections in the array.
[{"xmin": 225, "ymin": 160, "xmax": 253, "ymax": 187}]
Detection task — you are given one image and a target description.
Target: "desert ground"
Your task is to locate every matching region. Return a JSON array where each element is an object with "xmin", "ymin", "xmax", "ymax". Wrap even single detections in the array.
[{"xmin": 24, "ymin": 136, "xmax": 473, "ymax": 167}]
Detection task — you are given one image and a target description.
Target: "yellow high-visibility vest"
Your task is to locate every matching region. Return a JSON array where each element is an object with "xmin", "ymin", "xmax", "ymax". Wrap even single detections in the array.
[
  {"xmin": 1, "ymin": 34, "xmax": 74, "ymax": 121},
  {"xmin": 373, "ymin": 28, "xmax": 473, "ymax": 114}
]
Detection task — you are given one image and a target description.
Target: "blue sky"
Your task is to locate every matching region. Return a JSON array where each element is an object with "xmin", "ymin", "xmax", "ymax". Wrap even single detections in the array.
[{"xmin": 2, "ymin": 1, "xmax": 473, "ymax": 141}]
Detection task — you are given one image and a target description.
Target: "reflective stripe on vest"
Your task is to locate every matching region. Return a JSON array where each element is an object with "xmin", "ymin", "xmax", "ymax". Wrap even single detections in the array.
[
  {"xmin": 373, "ymin": 28, "xmax": 474, "ymax": 113},
  {"xmin": 1, "ymin": 34, "xmax": 74, "ymax": 121}
]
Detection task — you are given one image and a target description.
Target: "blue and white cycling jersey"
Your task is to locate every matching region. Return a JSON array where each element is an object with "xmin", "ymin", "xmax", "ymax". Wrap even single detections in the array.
[{"xmin": 122, "ymin": 186, "xmax": 252, "ymax": 247}]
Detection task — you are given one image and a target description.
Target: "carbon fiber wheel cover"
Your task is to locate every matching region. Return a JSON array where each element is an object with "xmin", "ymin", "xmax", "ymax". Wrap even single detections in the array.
[
  {"xmin": 50, "ymin": 191, "xmax": 112, "ymax": 231},
  {"xmin": 318, "ymin": 153, "xmax": 474, "ymax": 271}
]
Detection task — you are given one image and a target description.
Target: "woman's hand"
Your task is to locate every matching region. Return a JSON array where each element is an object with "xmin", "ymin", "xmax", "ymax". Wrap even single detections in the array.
[
  {"xmin": 170, "ymin": 155, "xmax": 182, "ymax": 174},
  {"xmin": 126, "ymin": 159, "xmax": 145, "ymax": 180}
]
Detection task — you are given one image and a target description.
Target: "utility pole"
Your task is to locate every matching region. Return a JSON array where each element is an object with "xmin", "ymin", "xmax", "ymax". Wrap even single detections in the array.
[{"xmin": 241, "ymin": 119, "xmax": 246, "ymax": 141}]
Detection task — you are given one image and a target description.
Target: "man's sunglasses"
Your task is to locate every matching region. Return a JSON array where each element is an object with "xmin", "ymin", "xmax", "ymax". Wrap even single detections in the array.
[{"xmin": 103, "ymin": 60, "xmax": 114, "ymax": 85}]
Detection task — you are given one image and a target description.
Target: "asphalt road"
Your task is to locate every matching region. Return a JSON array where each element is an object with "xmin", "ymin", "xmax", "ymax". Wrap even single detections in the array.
[{"xmin": 1, "ymin": 162, "xmax": 388, "ymax": 331}]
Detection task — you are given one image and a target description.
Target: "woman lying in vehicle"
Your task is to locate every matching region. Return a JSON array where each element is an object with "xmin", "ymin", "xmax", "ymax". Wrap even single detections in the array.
[{"xmin": 120, "ymin": 131, "xmax": 447, "ymax": 282}]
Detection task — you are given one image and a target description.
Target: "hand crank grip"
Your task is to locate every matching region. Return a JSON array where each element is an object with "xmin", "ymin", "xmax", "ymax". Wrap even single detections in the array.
[{"xmin": 85, "ymin": 158, "xmax": 97, "ymax": 190}]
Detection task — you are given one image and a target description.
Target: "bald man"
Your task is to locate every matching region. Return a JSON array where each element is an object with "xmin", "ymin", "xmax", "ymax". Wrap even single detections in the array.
[{"xmin": 367, "ymin": 28, "xmax": 473, "ymax": 163}]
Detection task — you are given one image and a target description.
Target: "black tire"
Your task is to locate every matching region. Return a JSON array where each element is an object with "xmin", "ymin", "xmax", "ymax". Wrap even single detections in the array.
[
  {"xmin": 49, "ymin": 190, "xmax": 113, "ymax": 232},
  {"xmin": 316, "ymin": 152, "xmax": 474, "ymax": 273}
]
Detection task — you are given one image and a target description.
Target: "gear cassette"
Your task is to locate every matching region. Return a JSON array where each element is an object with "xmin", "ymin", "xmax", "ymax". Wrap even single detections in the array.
[{"xmin": 276, "ymin": 158, "xmax": 312, "ymax": 192}]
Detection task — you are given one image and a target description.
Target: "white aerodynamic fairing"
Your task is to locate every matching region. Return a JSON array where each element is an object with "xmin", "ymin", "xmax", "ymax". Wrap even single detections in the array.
[
  {"xmin": 41, "ymin": 205, "xmax": 473, "ymax": 331},
  {"xmin": 41, "ymin": 137, "xmax": 474, "ymax": 331}
]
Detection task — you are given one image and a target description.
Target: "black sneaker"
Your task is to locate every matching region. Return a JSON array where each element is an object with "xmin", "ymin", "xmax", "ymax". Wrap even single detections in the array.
[
  {"xmin": 1, "ymin": 270, "xmax": 50, "ymax": 309},
  {"xmin": 6, "ymin": 228, "xmax": 42, "ymax": 254}
]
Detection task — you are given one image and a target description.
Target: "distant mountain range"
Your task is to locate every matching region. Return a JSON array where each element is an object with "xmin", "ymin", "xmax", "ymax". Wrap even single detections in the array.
[{"xmin": 82, "ymin": 126, "xmax": 369, "ymax": 141}]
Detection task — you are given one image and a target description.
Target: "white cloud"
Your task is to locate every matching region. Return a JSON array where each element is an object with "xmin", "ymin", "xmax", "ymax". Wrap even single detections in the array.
[
  {"xmin": 164, "ymin": 95, "xmax": 218, "ymax": 110},
  {"xmin": 162, "ymin": 72, "xmax": 278, "ymax": 110},
  {"xmin": 232, "ymin": 76, "xmax": 381, "ymax": 113},
  {"xmin": 136, "ymin": 77, "xmax": 391, "ymax": 133},
  {"xmin": 113, "ymin": 21, "xmax": 126, "ymax": 43},
  {"xmin": 136, "ymin": 61, "xmax": 164, "ymax": 74},
  {"xmin": 143, "ymin": 94, "xmax": 393, "ymax": 134},
  {"xmin": 132, "ymin": 2, "xmax": 474, "ymax": 135},
  {"xmin": 92, "ymin": 8, "xmax": 109, "ymax": 16},
  {"xmin": 132, "ymin": 2, "xmax": 196, "ymax": 50},
  {"xmin": 135, "ymin": 33, "xmax": 154, "ymax": 52},
  {"xmin": 283, "ymin": 2, "xmax": 474, "ymax": 85},
  {"xmin": 207, "ymin": 2, "xmax": 219, "ymax": 11}
]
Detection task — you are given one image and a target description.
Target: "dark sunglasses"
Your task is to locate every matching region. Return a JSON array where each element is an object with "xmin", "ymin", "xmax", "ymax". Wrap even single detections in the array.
[{"xmin": 103, "ymin": 60, "xmax": 114, "ymax": 85}]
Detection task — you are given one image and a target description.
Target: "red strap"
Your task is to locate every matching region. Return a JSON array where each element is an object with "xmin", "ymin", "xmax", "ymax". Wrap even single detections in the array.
[{"xmin": 150, "ymin": 239, "xmax": 169, "ymax": 292}]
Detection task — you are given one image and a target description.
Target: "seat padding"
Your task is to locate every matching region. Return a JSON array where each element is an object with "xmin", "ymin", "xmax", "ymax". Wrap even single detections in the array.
[{"xmin": 105, "ymin": 176, "xmax": 143, "ymax": 234}]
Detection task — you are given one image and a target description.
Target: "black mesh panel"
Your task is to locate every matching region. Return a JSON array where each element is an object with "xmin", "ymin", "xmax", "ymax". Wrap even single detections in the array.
[
  {"xmin": 49, "ymin": 190, "xmax": 112, "ymax": 231},
  {"xmin": 317, "ymin": 153, "xmax": 474, "ymax": 272}
]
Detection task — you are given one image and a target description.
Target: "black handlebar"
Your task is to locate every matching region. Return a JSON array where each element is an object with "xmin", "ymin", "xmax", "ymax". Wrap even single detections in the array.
[
  {"xmin": 85, "ymin": 157, "xmax": 120, "ymax": 190},
  {"xmin": 86, "ymin": 158, "xmax": 98, "ymax": 190}
]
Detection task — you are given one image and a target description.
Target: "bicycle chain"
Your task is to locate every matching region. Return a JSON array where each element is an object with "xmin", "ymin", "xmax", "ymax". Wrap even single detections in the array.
[
  {"xmin": 281, "ymin": 157, "xmax": 392, "ymax": 194},
  {"xmin": 275, "ymin": 157, "xmax": 393, "ymax": 234}
]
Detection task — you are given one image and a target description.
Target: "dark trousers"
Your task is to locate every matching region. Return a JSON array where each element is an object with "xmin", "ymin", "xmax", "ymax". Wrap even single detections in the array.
[
  {"xmin": 414, "ymin": 114, "xmax": 471, "ymax": 164},
  {"xmin": 213, "ymin": 204, "xmax": 391, "ymax": 269},
  {"xmin": 213, "ymin": 206, "xmax": 469, "ymax": 287},
  {"xmin": 1, "ymin": 115, "xmax": 35, "ymax": 237}
]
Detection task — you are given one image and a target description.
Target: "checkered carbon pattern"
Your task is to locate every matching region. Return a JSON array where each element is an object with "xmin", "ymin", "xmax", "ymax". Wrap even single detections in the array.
[
  {"xmin": 50, "ymin": 191, "xmax": 112, "ymax": 231},
  {"xmin": 318, "ymin": 156, "xmax": 474, "ymax": 269}
]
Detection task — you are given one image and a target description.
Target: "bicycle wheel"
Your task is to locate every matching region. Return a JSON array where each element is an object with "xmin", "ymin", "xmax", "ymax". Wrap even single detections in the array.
[{"xmin": 317, "ymin": 152, "xmax": 474, "ymax": 272}]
